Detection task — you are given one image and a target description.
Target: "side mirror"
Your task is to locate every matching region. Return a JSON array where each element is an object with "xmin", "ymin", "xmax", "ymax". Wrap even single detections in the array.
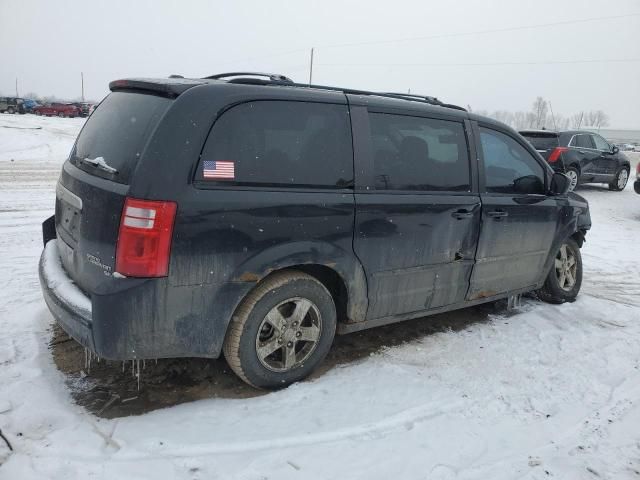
[
  {"xmin": 550, "ymin": 172, "xmax": 570, "ymax": 195},
  {"xmin": 611, "ymin": 145, "xmax": 619, "ymax": 154},
  {"xmin": 513, "ymin": 175, "xmax": 545, "ymax": 194}
]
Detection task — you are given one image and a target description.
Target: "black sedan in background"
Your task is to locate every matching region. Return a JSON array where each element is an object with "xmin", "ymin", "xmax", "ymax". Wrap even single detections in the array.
[{"xmin": 520, "ymin": 129, "xmax": 631, "ymax": 192}]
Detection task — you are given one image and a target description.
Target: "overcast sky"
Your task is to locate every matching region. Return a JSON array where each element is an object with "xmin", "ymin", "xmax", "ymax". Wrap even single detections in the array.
[{"xmin": 1, "ymin": 0, "xmax": 639, "ymax": 127}]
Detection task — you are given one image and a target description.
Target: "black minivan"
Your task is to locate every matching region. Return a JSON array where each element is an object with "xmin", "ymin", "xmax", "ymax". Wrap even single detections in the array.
[{"xmin": 39, "ymin": 73, "xmax": 591, "ymax": 388}]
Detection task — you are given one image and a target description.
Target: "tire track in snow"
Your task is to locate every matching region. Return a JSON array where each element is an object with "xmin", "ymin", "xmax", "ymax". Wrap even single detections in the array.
[{"xmin": 34, "ymin": 399, "xmax": 465, "ymax": 460}]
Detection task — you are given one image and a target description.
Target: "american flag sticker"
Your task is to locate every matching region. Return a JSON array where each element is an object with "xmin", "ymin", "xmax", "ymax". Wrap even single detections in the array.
[{"xmin": 203, "ymin": 160, "xmax": 235, "ymax": 180}]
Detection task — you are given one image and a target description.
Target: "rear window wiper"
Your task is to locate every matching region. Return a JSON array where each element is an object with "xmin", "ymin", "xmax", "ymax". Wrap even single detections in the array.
[{"xmin": 80, "ymin": 157, "xmax": 119, "ymax": 175}]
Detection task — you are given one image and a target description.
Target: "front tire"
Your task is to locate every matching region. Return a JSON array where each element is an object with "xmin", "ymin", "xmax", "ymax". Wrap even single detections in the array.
[
  {"xmin": 609, "ymin": 167, "xmax": 629, "ymax": 191},
  {"xmin": 537, "ymin": 238, "xmax": 582, "ymax": 304},
  {"xmin": 223, "ymin": 271, "xmax": 336, "ymax": 389}
]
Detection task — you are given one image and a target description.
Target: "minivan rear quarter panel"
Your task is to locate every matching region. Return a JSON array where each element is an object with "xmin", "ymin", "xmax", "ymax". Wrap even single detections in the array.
[{"xmin": 123, "ymin": 84, "xmax": 369, "ymax": 357}]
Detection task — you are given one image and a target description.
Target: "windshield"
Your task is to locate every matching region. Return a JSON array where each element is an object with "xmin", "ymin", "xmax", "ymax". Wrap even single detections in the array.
[{"xmin": 70, "ymin": 91, "xmax": 172, "ymax": 184}]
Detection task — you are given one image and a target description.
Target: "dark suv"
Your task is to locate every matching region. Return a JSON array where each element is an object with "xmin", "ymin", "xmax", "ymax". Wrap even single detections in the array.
[
  {"xmin": 39, "ymin": 73, "xmax": 591, "ymax": 389},
  {"xmin": 520, "ymin": 129, "xmax": 631, "ymax": 192}
]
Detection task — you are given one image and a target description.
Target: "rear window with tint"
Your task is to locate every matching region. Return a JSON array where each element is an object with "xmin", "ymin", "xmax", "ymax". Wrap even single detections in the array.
[
  {"xmin": 71, "ymin": 92, "xmax": 172, "ymax": 184},
  {"xmin": 571, "ymin": 134, "xmax": 595, "ymax": 149},
  {"xmin": 197, "ymin": 101, "xmax": 353, "ymax": 188},
  {"xmin": 369, "ymin": 113, "xmax": 470, "ymax": 191},
  {"xmin": 520, "ymin": 133, "xmax": 559, "ymax": 150}
]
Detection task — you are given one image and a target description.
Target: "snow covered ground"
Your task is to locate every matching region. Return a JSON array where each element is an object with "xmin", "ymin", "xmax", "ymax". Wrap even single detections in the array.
[{"xmin": 0, "ymin": 113, "xmax": 639, "ymax": 479}]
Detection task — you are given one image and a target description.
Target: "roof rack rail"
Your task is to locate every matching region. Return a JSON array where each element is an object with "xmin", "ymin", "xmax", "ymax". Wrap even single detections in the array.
[
  {"xmin": 383, "ymin": 92, "xmax": 441, "ymax": 103},
  {"xmin": 203, "ymin": 72, "xmax": 294, "ymax": 83},
  {"xmin": 201, "ymin": 73, "xmax": 466, "ymax": 112},
  {"xmin": 381, "ymin": 92, "xmax": 467, "ymax": 111},
  {"xmin": 292, "ymin": 83, "xmax": 468, "ymax": 112}
]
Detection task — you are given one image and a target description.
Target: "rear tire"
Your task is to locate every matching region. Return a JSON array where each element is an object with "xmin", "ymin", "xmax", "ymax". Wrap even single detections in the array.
[
  {"xmin": 608, "ymin": 167, "xmax": 629, "ymax": 191},
  {"xmin": 537, "ymin": 238, "xmax": 582, "ymax": 304},
  {"xmin": 223, "ymin": 271, "xmax": 336, "ymax": 389},
  {"xmin": 565, "ymin": 167, "xmax": 579, "ymax": 192}
]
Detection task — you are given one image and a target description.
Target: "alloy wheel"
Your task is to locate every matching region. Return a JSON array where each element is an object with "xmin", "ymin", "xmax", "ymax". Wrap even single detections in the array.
[
  {"xmin": 256, "ymin": 297, "xmax": 322, "ymax": 372},
  {"xmin": 555, "ymin": 244, "xmax": 577, "ymax": 291},
  {"xmin": 618, "ymin": 169, "xmax": 629, "ymax": 189},
  {"xmin": 566, "ymin": 170, "xmax": 578, "ymax": 191}
]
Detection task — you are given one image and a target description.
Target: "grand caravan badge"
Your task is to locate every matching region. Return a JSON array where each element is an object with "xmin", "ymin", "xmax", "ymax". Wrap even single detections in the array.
[{"xmin": 86, "ymin": 253, "xmax": 113, "ymax": 276}]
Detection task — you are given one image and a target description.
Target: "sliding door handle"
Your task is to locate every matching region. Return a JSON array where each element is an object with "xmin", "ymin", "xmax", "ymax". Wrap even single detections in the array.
[
  {"xmin": 487, "ymin": 210, "xmax": 509, "ymax": 218},
  {"xmin": 452, "ymin": 210, "xmax": 474, "ymax": 219}
]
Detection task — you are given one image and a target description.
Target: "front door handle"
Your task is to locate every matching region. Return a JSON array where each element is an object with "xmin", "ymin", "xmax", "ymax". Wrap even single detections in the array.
[
  {"xmin": 452, "ymin": 209, "xmax": 474, "ymax": 219},
  {"xmin": 487, "ymin": 210, "xmax": 509, "ymax": 218}
]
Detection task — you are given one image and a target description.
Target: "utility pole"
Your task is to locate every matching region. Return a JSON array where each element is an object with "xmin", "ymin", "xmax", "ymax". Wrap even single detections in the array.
[
  {"xmin": 309, "ymin": 48, "xmax": 314, "ymax": 85},
  {"xmin": 81, "ymin": 72, "xmax": 85, "ymax": 101},
  {"xmin": 15, "ymin": 78, "xmax": 19, "ymax": 97},
  {"xmin": 577, "ymin": 111, "xmax": 584, "ymax": 129}
]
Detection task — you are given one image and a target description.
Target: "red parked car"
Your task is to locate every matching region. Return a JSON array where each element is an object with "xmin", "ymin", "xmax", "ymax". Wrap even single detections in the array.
[{"xmin": 33, "ymin": 103, "xmax": 81, "ymax": 118}]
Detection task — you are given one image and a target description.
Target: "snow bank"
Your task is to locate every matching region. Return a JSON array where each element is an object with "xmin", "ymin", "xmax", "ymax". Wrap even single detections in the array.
[{"xmin": 0, "ymin": 113, "xmax": 83, "ymax": 163}]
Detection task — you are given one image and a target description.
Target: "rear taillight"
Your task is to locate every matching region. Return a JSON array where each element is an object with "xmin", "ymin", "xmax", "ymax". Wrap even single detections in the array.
[
  {"xmin": 636, "ymin": 162, "xmax": 640, "ymax": 178},
  {"xmin": 548, "ymin": 147, "xmax": 569, "ymax": 163},
  {"xmin": 115, "ymin": 197, "xmax": 177, "ymax": 277}
]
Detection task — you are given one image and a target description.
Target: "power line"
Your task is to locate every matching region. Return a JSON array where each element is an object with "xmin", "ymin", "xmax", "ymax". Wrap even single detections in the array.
[
  {"xmin": 209, "ymin": 12, "xmax": 639, "ymax": 76},
  {"xmin": 317, "ymin": 58, "xmax": 640, "ymax": 68},
  {"xmin": 318, "ymin": 12, "xmax": 640, "ymax": 49}
]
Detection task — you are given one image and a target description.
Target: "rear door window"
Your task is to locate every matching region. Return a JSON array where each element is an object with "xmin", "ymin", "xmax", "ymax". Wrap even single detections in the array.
[
  {"xmin": 571, "ymin": 134, "xmax": 595, "ymax": 149},
  {"xmin": 71, "ymin": 92, "xmax": 172, "ymax": 184},
  {"xmin": 368, "ymin": 113, "xmax": 470, "ymax": 191},
  {"xmin": 197, "ymin": 101, "xmax": 353, "ymax": 188}
]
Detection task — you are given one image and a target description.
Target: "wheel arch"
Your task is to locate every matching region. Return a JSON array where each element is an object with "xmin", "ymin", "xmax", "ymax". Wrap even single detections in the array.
[
  {"xmin": 228, "ymin": 241, "xmax": 368, "ymax": 324},
  {"xmin": 538, "ymin": 209, "xmax": 584, "ymax": 285},
  {"xmin": 567, "ymin": 162, "xmax": 581, "ymax": 174}
]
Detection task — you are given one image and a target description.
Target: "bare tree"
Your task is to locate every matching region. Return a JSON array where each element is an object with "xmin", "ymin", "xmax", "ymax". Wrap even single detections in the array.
[
  {"xmin": 524, "ymin": 112, "xmax": 536, "ymax": 128},
  {"xmin": 595, "ymin": 110, "xmax": 610, "ymax": 128},
  {"xmin": 491, "ymin": 110, "xmax": 514, "ymax": 126},
  {"xmin": 510, "ymin": 111, "xmax": 525, "ymax": 129},
  {"xmin": 584, "ymin": 110, "xmax": 610, "ymax": 128},
  {"xmin": 569, "ymin": 112, "xmax": 584, "ymax": 128},
  {"xmin": 532, "ymin": 97, "xmax": 549, "ymax": 129},
  {"xmin": 554, "ymin": 114, "xmax": 570, "ymax": 130},
  {"xmin": 470, "ymin": 98, "xmax": 609, "ymax": 132}
]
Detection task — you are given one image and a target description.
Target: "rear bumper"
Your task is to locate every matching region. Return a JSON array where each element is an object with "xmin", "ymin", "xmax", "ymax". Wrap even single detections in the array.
[
  {"xmin": 39, "ymin": 238, "xmax": 251, "ymax": 361},
  {"xmin": 39, "ymin": 240, "xmax": 96, "ymax": 352}
]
